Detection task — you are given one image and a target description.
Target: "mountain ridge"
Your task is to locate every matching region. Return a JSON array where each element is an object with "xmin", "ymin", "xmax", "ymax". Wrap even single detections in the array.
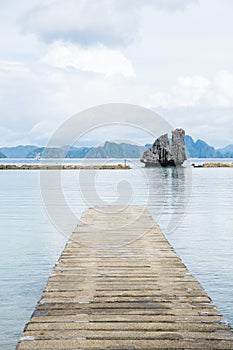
[
  {"xmin": 0, "ymin": 145, "xmax": 38, "ymax": 158},
  {"xmin": 0, "ymin": 137, "xmax": 233, "ymax": 158},
  {"xmin": 0, "ymin": 151, "xmax": 6, "ymax": 158}
]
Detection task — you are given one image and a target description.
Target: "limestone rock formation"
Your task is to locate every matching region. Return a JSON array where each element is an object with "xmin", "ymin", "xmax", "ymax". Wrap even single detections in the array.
[{"xmin": 140, "ymin": 128, "xmax": 187, "ymax": 167}]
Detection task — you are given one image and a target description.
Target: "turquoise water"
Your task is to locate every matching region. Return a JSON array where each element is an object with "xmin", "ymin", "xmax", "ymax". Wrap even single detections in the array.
[{"xmin": 0, "ymin": 159, "xmax": 233, "ymax": 349}]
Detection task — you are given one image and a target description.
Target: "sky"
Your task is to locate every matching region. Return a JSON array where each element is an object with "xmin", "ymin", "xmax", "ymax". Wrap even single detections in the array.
[{"xmin": 0, "ymin": 0, "xmax": 233, "ymax": 148}]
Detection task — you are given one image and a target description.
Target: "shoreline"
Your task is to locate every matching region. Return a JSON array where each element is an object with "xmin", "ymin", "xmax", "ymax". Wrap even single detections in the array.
[
  {"xmin": 192, "ymin": 162, "xmax": 233, "ymax": 168},
  {"xmin": 0, "ymin": 164, "xmax": 131, "ymax": 170}
]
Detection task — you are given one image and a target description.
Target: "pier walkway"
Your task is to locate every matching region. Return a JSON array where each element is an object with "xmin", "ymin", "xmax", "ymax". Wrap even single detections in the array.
[{"xmin": 17, "ymin": 206, "xmax": 233, "ymax": 349}]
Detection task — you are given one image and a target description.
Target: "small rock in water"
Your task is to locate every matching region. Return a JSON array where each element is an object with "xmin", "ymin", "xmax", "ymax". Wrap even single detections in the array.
[{"xmin": 140, "ymin": 128, "xmax": 187, "ymax": 167}]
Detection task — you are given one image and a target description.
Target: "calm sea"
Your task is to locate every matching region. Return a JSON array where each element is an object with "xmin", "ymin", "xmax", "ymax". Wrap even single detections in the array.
[{"xmin": 1, "ymin": 158, "xmax": 233, "ymax": 349}]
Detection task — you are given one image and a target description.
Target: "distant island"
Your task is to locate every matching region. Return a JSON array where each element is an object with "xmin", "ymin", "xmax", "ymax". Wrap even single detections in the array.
[
  {"xmin": 0, "ymin": 135, "xmax": 233, "ymax": 159},
  {"xmin": 0, "ymin": 151, "xmax": 6, "ymax": 158}
]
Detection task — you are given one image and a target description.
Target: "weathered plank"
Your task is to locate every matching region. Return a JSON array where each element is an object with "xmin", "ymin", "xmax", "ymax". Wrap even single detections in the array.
[{"xmin": 17, "ymin": 206, "xmax": 233, "ymax": 349}]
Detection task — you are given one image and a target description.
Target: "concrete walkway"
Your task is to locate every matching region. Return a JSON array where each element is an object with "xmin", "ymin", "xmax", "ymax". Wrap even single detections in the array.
[{"xmin": 17, "ymin": 206, "xmax": 233, "ymax": 349}]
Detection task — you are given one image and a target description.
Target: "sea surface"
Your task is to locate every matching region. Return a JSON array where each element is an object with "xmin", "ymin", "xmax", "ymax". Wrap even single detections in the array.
[{"xmin": 1, "ymin": 158, "xmax": 233, "ymax": 349}]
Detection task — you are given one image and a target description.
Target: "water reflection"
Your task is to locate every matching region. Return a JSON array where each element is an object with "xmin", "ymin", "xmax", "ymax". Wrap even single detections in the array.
[{"xmin": 146, "ymin": 165, "xmax": 192, "ymax": 234}]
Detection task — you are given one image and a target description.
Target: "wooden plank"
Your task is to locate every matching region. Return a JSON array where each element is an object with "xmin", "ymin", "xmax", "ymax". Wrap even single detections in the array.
[{"xmin": 17, "ymin": 206, "xmax": 233, "ymax": 349}]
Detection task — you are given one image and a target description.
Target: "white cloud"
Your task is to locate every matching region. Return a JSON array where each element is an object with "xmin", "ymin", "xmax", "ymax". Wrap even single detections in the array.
[
  {"xmin": 150, "ymin": 72, "xmax": 233, "ymax": 109},
  {"xmin": 133, "ymin": 0, "xmax": 198, "ymax": 12},
  {"xmin": 1, "ymin": 0, "xmax": 233, "ymax": 148},
  {"xmin": 28, "ymin": 120, "xmax": 59, "ymax": 143},
  {"xmin": 0, "ymin": 57, "xmax": 233, "ymax": 148},
  {"xmin": 22, "ymin": 0, "xmax": 197, "ymax": 46},
  {"xmin": 0, "ymin": 60, "xmax": 30, "ymax": 74},
  {"xmin": 22, "ymin": 0, "xmax": 137, "ymax": 46},
  {"xmin": 150, "ymin": 76, "xmax": 210, "ymax": 108},
  {"xmin": 42, "ymin": 41, "xmax": 135, "ymax": 77},
  {"xmin": 0, "ymin": 126, "xmax": 20, "ymax": 147},
  {"xmin": 212, "ymin": 70, "xmax": 233, "ymax": 107}
]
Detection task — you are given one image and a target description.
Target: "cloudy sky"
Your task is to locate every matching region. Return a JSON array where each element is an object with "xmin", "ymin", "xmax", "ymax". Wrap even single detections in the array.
[{"xmin": 0, "ymin": 0, "xmax": 233, "ymax": 147}]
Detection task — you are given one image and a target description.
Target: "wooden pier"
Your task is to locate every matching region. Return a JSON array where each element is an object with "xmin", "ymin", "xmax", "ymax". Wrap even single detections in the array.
[{"xmin": 17, "ymin": 206, "xmax": 233, "ymax": 349}]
